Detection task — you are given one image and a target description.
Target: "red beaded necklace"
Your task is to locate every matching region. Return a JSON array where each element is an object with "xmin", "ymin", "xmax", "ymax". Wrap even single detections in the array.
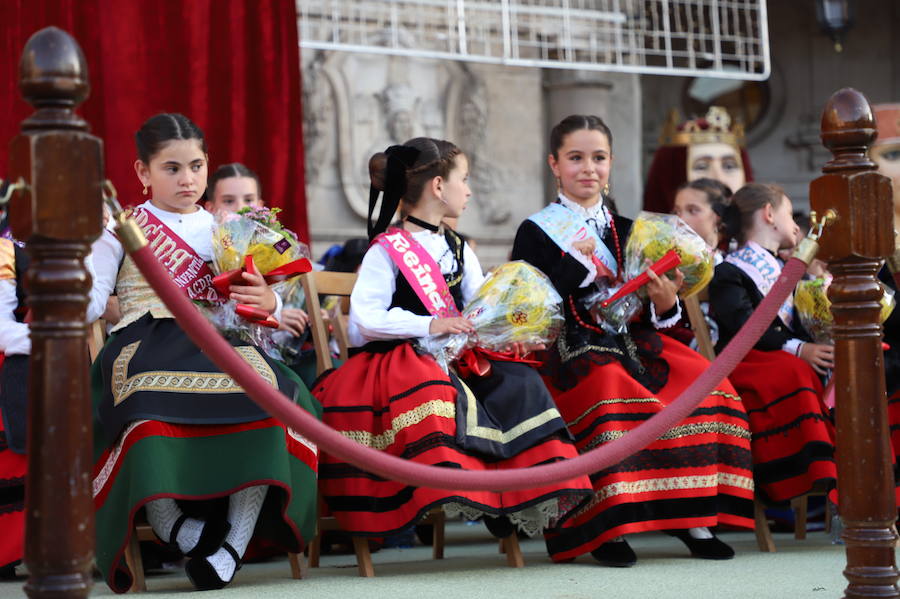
[{"xmin": 568, "ymin": 206, "xmax": 623, "ymax": 335}]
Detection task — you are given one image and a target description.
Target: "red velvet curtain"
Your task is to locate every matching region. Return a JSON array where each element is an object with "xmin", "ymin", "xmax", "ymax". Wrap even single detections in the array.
[{"xmin": 0, "ymin": 0, "xmax": 309, "ymax": 241}]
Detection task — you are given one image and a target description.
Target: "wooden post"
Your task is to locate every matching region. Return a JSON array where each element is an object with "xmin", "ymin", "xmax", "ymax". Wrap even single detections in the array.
[
  {"xmin": 7, "ymin": 27, "xmax": 102, "ymax": 598},
  {"xmin": 810, "ymin": 88, "xmax": 899, "ymax": 599}
]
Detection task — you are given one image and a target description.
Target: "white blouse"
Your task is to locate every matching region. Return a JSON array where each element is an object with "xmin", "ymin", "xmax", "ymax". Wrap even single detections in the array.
[
  {"xmin": 348, "ymin": 229, "xmax": 484, "ymax": 347},
  {"xmin": 0, "ymin": 280, "xmax": 28, "ymax": 355}
]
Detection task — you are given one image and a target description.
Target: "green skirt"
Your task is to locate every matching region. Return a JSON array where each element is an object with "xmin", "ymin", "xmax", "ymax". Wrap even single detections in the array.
[{"xmin": 91, "ymin": 319, "xmax": 322, "ymax": 593}]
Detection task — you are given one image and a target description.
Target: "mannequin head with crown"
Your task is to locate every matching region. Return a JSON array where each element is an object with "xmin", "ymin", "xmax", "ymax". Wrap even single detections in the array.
[
  {"xmin": 644, "ymin": 106, "xmax": 753, "ymax": 214},
  {"xmin": 872, "ymin": 104, "xmax": 900, "ymax": 231}
]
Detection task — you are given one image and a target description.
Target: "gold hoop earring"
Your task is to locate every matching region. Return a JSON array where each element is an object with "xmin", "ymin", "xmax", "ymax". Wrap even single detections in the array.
[
  {"xmin": 142, "ymin": 184, "xmax": 149, "ymax": 196},
  {"xmin": 602, "ymin": 183, "xmax": 610, "ymax": 196}
]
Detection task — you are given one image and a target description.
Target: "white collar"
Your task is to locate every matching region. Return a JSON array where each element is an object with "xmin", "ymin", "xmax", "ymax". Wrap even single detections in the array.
[
  {"xmin": 141, "ymin": 200, "xmax": 209, "ymax": 223},
  {"xmin": 557, "ymin": 193, "xmax": 609, "ymax": 231}
]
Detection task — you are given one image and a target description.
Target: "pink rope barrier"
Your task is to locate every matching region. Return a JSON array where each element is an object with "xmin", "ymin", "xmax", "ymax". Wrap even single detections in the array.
[{"xmin": 128, "ymin": 243, "xmax": 808, "ymax": 491}]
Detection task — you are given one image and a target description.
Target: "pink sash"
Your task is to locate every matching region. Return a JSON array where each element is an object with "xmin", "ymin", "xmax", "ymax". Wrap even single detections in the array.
[
  {"xmin": 130, "ymin": 206, "xmax": 223, "ymax": 303},
  {"xmin": 375, "ymin": 228, "xmax": 461, "ymax": 318}
]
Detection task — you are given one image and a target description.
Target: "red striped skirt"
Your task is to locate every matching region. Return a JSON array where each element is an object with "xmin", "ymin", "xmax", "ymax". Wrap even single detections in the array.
[
  {"xmin": 0, "ymin": 404, "xmax": 26, "ymax": 571},
  {"xmin": 728, "ymin": 349, "xmax": 836, "ymax": 504},
  {"xmin": 312, "ymin": 343, "xmax": 593, "ymax": 537},
  {"xmin": 887, "ymin": 389, "xmax": 900, "ymax": 505},
  {"xmin": 542, "ymin": 336, "xmax": 755, "ymax": 561}
]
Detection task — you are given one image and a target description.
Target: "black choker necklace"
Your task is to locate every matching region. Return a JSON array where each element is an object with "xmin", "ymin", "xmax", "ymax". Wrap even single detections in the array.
[{"xmin": 405, "ymin": 215, "xmax": 440, "ymax": 232}]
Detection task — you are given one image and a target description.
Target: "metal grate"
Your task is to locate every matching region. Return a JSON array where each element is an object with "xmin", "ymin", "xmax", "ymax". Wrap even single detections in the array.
[{"xmin": 298, "ymin": 0, "xmax": 770, "ymax": 80}]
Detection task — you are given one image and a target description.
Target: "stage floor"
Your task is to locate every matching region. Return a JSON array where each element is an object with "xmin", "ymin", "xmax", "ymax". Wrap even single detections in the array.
[{"xmin": 0, "ymin": 519, "xmax": 871, "ymax": 599}]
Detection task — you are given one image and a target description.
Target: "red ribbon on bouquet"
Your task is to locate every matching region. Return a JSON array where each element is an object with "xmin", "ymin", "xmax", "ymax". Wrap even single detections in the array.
[
  {"xmin": 212, "ymin": 255, "xmax": 313, "ymax": 297},
  {"xmin": 456, "ymin": 347, "xmax": 542, "ymax": 378},
  {"xmin": 211, "ymin": 255, "xmax": 313, "ymax": 329},
  {"xmin": 600, "ymin": 249, "xmax": 682, "ymax": 308}
]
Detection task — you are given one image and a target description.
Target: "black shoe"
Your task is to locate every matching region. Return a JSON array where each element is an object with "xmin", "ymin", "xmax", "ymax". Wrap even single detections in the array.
[
  {"xmin": 185, "ymin": 542, "xmax": 241, "ymax": 591},
  {"xmin": 483, "ymin": 515, "xmax": 515, "ymax": 539},
  {"xmin": 169, "ymin": 514, "xmax": 231, "ymax": 558},
  {"xmin": 667, "ymin": 530, "xmax": 735, "ymax": 560},
  {"xmin": 591, "ymin": 539, "xmax": 637, "ymax": 567}
]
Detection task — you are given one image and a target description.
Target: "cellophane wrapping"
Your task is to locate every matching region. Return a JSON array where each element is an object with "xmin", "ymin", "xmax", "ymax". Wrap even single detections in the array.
[
  {"xmin": 624, "ymin": 211, "xmax": 715, "ymax": 299},
  {"xmin": 211, "ymin": 206, "xmax": 310, "ymax": 276},
  {"xmin": 794, "ymin": 275, "xmax": 896, "ymax": 344},
  {"xmin": 418, "ymin": 261, "xmax": 564, "ymax": 371},
  {"xmin": 207, "ymin": 207, "xmax": 311, "ymax": 358}
]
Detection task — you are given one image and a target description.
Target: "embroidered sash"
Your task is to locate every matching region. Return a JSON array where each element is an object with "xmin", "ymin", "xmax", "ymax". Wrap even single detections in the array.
[
  {"xmin": 130, "ymin": 206, "xmax": 222, "ymax": 303},
  {"xmin": 376, "ymin": 228, "xmax": 461, "ymax": 318},
  {"xmin": 528, "ymin": 202, "xmax": 618, "ymax": 279},
  {"xmin": 725, "ymin": 241, "xmax": 794, "ymax": 327}
]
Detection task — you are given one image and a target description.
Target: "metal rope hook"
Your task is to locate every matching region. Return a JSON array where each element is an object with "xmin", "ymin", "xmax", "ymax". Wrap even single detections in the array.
[
  {"xmin": 0, "ymin": 177, "xmax": 29, "ymax": 207},
  {"xmin": 102, "ymin": 179, "xmax": 148, "ymax": 252},
  {"xmin": 793, "ymin": 208, "xmax": 838, "ymax": 265}
]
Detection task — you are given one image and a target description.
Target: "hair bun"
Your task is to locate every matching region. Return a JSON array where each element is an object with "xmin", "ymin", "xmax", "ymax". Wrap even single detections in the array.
[
  {"xmin": 722, "ymin": 202, "xmax": 742, "ymax": 242},
  {"xmin": 368, "ymin": 152, "xmax": 389, "ymax": 191}
]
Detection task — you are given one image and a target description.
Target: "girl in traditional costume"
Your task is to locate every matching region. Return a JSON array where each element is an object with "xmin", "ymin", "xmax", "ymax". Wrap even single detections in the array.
[
  {"xmin": 311, "ymin": 137, "xmax": 593, "ymax": 543},
  {"xmin": 205, "ymin": 162, "xmax": 310, "ymax": 350},
  {"xmin": 511, "ymin": 115, "xmax": 754, "ymax": 567},
  {"xmin": 869, "ymin": 103, "xmax": 900, "ymax": 503},
  {"xmin": 0, "ymin": 236, "xmax": 27, "ymax": 578},
  {"xmin": 87, "ymin": 114, "xmax": 320, "ymax": 592},
  {"xmin": 207, "ymin": 162, "xmax": 264, "ymax": 214},
  {"xmin": 708, "ymin": 183, "xmax": 836, "ymax": 506},
  {"xmin": 671, "ymin": 177, "xmax": 733, "ymax": 349}
]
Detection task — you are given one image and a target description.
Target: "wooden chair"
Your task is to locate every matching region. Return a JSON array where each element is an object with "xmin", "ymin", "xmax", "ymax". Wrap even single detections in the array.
[
  {"xmin": 87, "ymin": 318, "xmax": 305, "ymax": 591},
  {"xmin": 298, "ymin": 271, "xmax": 522, "ymax": 575},
  {"xmin": 683, "ymin": 293, "xmax": 830, "ymax": 552}
]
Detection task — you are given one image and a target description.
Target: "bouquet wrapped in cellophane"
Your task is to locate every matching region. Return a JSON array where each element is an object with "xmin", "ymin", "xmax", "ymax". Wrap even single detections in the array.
[
  {"xmin": 581, "ymin": 212, "xmax": 713, "ymax": 334},
  {"xmin": 206, "ymin": 206, "xmax": 312, "ymax": 356},
  {"xmin": 795, "ymin": 275, "xmax": 896, "ymax": 344},
  {"xmin": 418, "ymin": 261, "xmax": 564, "ymax": 373},
  {"xmin": 211, "ymin": 206, "xmax": 310, "ymax": 279},
  {"xmin": 624, "ymin": 211, "xmax": 715, "ymax": 299}
]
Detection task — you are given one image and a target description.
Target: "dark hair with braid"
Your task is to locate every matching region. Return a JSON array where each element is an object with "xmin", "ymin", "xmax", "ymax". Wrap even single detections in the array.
[
  {"xmin": 549, "ymin": 114, "xmax": 614, "ymax": 158},
  {"xmin": 366, "ymin": 137, "xmax": 464, "ymax": 239},
  {"xmin": 208, "ymin": 162, "xmax": 262, "ymax": 201},
  {"xmin": 135, "ymin": 113, "xmax": 207, "ymax": 164}
]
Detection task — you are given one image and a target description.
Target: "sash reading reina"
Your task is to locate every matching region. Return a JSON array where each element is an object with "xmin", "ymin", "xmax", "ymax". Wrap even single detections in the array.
[{"xmin": 130, "ymin": 206, "xmax": 223, "ymax": 303}]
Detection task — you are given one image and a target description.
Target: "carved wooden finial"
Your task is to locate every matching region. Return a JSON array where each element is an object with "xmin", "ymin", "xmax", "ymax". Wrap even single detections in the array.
[
  {"xmin": 18, "ymin": 26, "xmax": 90, "ymax": 130},
  {"xmin": 820, "ymin": 87, "xmax": 877, "ymax": 173}
]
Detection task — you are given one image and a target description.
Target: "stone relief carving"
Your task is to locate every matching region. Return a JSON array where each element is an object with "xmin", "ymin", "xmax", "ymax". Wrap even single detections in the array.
[
  {"xmin": 301, "ymin": 36, "xmax": 510, "ymax": 225},
  {"xmin": 450, "ymin": 71, "xmax": 511, "ymax": 224}
]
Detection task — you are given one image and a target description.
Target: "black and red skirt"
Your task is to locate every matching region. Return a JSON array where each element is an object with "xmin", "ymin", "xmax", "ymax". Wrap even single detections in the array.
[
  {"xmin": 541, "ymin": 335, "xmax": 755, "ymax": 562},
  {"xmin": 728, "ymin": 349, "xmax": 836, "ymax": 504},
  {"xmin": 312, "ymin": 342, "xmax": 593, "ymax": 538},
  {"xmin": 0, "ymin": 354, "xmax": 25, "ymax": 572}
]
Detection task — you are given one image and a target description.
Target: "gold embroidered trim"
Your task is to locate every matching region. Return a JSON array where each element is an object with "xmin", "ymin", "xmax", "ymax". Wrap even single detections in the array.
[
  {"xmin": 112, "ymin": 344, "xmax": 276, "ymax": 406},
  {"xmin": 567, "ymin": 397, "xmax": 662, "ymax": 428},
  {"xmin": 582, "ymin": 421, "xmax": 751, "ymax": 451},
  {"xmin": 568, "ymin": 392, "xmax": 743, "ymax": 430},
  {"xmin": 0, "ymin": 239, "xmax": 14, "ymax": 281},
  {"xmin": 556, "ymin": 330, "xmax": 626, "ymax": 362},
  {"xmin": 710, "ymin": 390, "xmax": 742, "ymax": 402},
  {"xmin": 581, "ymin": 472, "xmax": 755, "ymax": 508},
  {"xmin": 458, "ymin": 379, "xmax": 563, "ymax": 444},
  {"xmin": 340, "ymin": 399, "xmax": 455, "ymax": 450}
]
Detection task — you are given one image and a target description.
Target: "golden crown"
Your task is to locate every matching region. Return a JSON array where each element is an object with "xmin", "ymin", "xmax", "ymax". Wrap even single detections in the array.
[{"xmin": 658, "ymin": 106, "xmax": 745, "ymax": 147}]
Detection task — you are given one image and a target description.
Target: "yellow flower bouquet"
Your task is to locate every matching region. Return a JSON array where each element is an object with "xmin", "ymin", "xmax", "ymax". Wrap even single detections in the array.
[
  {"xmin": 795, "ymin": 275, "xmax": 895, "ymax": 343},
  {"xmin": 624, "ymin": 212, "xmax": 715, "ymax": 299},
  {"xmin": 418, "ymin": 261, "xmax": 564, "ymax": 372}
]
